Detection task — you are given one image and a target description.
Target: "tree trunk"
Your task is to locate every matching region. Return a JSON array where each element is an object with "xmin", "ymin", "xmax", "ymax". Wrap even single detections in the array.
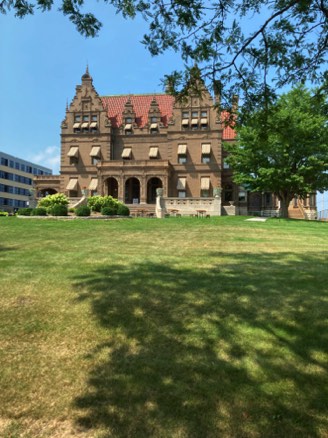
[{"xmin": 279, "ymin": 194, "xmax": 292, "ymax": 218}]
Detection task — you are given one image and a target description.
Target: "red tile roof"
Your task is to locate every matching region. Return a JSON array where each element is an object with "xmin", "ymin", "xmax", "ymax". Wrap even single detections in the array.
[
  {"xmin": 101, "ymin": 94, "xmax": 236, "ymax": 139},
  {"xmin": 101, "ymin": 94, "xmax": 174, "ymax": 129},
  {"xmin": 221, "ymin": 111, "xmax": 236, "ymax": 140}
]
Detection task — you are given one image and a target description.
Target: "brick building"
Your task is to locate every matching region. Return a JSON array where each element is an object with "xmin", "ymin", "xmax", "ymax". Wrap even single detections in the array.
[{"xmin": 34, "ymin": 68, "xmax": 316, "ymax": 218}]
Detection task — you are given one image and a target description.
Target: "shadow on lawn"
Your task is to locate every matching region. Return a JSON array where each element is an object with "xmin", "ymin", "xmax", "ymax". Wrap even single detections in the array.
[{"xmin": 72, "ymin": 252, "xmax": 328, "ymax": 437}]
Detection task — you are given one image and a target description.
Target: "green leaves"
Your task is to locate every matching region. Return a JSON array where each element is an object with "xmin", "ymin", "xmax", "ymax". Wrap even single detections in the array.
[{"xmin": 225, "ymin": 85, "xmax": 328, "ymax": 204}]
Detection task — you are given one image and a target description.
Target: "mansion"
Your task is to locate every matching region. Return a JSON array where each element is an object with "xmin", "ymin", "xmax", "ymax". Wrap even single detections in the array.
[{"xmin": 34, "ymin": 68, "xmax": 316, "ymax": 218}]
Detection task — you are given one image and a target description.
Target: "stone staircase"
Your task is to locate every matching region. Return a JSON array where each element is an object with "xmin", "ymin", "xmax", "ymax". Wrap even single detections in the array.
[
  {"xmin": 288, "ymin": 206, "xmax": 304, "ymax": 219},
  {"xmin": 126, "ymin": 204, "xmax": 156, "ymax": 217}
]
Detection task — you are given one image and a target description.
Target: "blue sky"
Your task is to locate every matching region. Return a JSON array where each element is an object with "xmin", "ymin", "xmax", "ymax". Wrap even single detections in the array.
[
  {"xmin": 0, "ymin": 4, "xmax": 184, "ymax": 174},
  {"xmin": 1, "ymin": 5, "xmax": 327, "ymax": 211}
]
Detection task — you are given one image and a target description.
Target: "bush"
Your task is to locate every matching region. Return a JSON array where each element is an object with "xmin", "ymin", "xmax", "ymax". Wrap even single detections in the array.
[
  {"xmin": 117, "ymin": 203, "xmax": 130, "ymax": 216},
  {"xmin": 49, "ymin": 205, "xmax": 68, "ymax": 216},
  {"xmin": 88, "ymin": 195, "xmax": 119, "ymax": 213},
  {"xmin": 75, "ymin": 205, "xmax": 91, "ymax": 216},
  {"xmin": 101, "ymin": 206, "xmax": 117, "ymax": 216},
  {"xmin": 31, "ymin": 207, "xmax": 47, "ymax": 216},
  {"xmin": 38, "ymin": 193, "xmax": 69, "ymax": 209},
  {"xmin": 0, "ymin": 211, "xmax": 9, "ymax": 217},
  {"xmin": 17, "ymin": 208, "xmax": 33, "ymax": 216},
  {"xmin": 69, "ymin": 207, "xmax": 75, "ymax": 213}
]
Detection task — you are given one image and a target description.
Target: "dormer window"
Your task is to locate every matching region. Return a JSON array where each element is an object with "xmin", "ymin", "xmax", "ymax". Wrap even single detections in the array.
[{"xmin": 124, "ymin": 117, "xmax": 133, "ymax": 134}]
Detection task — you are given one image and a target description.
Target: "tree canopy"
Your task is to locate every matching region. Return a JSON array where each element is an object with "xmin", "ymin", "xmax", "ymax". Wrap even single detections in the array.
[
  {"xmin": 225, "ymin": 85, "xmax": 328, "ymax": 217},
  {"xmin": 1, "ymin": 0, "xmax": 327, "ymax": 110}
]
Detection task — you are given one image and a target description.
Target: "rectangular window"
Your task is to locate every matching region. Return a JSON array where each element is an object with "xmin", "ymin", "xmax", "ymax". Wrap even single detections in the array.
[
  {"xmin": 91, "ymin": 157, "xmax": 100, "ymax": 165},
  {"xmin": 192, "ymin": 111, "xmax": 198, "ymax": 117},
  {"xmin": 178, "ymin": 156, "xmax": 187, "ymax": 164},
  {"xmin": 75, "ymin": 115, "xmax": 81, "ymax": 122},
  {"xmin": 125, "ymin": 117, "xmax": 132, "ymax": 124},
  {"xmin": 9, "ymin": 160, "xmax": 14, "ymax": 168},
  {"xmin": 201, "ymin": 110, "xmax": 207, "ymax": 117},
  {"xmin": 21, "ymin": 164, "xmax": 26, "ymax": 172},
  {"xmin": 202, "ymin": 155, "xmax": 211, "ymax": 164},
  {"xmin": 15, "ymin": 162, "xmax": 20, "ymax": 170},
  {"xmin": 223, "ymin": 159, "xmax": 230, "ymax": 169},
  {"xmin": 83, "ymin": 115, "xmax": 89, "ymax": 121},
  {"xmin": 1, "ymin": 158, "xmax": 8, "ymax": 166},
  {"xmin": 91, "ymin": 115, "xmax": 97, "ymax": 121},
  {"xmin": 178, "ymin": 191, "xmax": 186, "ymax": 198}
]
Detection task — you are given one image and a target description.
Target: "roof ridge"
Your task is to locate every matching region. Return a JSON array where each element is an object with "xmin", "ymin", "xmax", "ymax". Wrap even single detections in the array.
[{"xmin": 101, "ymin": 93, "xmax": 170, "ymax": 98}]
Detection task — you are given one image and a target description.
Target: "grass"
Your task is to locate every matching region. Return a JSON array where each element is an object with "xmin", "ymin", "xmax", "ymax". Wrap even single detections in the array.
[{"xmin": 0, "ymin": 216, "xmax": 327, "ymax": 438}]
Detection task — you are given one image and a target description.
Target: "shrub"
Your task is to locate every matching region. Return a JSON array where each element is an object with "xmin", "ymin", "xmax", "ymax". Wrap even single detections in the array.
[
  {"xmin": 101, "ymin": 206, "xmax": 117, "ymax": 216},
  {"xmin": 0, "ymin": 211, "xmax": 9, "ymax": 217},
  {"xmin": 88, "ymin": 195, "xmax": 119, "ymax": 213},
  {"xmin": 68, "ymin": 207, "xmax": 75, "ymax": 213},
  {"xmin": 49, "ymin": 205, "xmax": 68, "ymax": 216},
  {"xmin": 38, "ymin": 193, "xmax": 69, "ymax": 209},
  {"xmin": 31, "ymin": 207, "xmax": 47, "ymax": 216},
  {"xmin": 75, "ymin": 205, "xmax": 91, "ymax": 216},
  {"xmin": 17, "ymin": 208, "xmax": 33, "ymax": 216},
  {"xmin": 117, "ymin": 203, "xmax": 130, "ymax": 216}
]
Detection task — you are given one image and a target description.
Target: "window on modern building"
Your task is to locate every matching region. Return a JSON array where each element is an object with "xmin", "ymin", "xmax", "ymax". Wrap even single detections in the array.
[
  {"xmin": 9, "ymin": 160, "xmax": 14, "ymax": 168},
  {"xmin": 15, "ymin": 162, "xmax": 19, "ymax": 170},
  {"xmin": 149, "ymin": 147, "xmax": 159, "ymax": 159},
  {"xmin": 1, "ymin": 158, "xmax": 8, "ymax": 166}
]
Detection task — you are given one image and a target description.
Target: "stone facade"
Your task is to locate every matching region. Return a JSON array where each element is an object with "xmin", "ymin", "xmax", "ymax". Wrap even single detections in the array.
[{"xmin": 34, "ymin": 68, "xmax": 317, "ymax": 219}]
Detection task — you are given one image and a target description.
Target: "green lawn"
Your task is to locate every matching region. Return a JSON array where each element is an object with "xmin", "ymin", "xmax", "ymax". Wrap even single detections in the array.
[{"xmin": 0, "ymin": 216, "xmax": 327, "ymax": 438}]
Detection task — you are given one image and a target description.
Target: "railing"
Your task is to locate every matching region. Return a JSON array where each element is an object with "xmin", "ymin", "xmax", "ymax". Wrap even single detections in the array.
[{"xmin": 318, "ymin": 209, "xmax": 328, "ymax": 221}]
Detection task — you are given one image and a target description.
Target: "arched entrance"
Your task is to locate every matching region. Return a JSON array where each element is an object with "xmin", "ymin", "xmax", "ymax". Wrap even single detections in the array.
[
  {"xmin": 106, "ymin": 177, "xmax": 118, "ymax": 199},
  {"xmin": 147, "ymin": 177, "xmax": 162, "ymax": 204},
  {"xmin": 39, "ymin": 188, "xmax": 57, "ymax": 197},
  {"xmin": 125, "ymin": 177, "xmax": 140, "ymax": 204}
]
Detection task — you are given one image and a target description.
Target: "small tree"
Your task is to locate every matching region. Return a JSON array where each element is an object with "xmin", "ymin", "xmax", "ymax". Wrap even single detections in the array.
[{"xmin": 225, "ymin": 85, "xmax": 328, "ymax": 218}]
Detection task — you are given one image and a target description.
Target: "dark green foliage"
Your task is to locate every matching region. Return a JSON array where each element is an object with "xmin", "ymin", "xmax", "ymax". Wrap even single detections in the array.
[
  {"xmin": 49, "ymin": 204, "xmax": 68, "ymax": 216},
  {"xmin": 2, "ymin": 0, "xmax": 327, "ymax": 111},
  {"xmin": 31, "ymin": 207, "xmax": 47, "ymax": 216},
  {"xmin": 117, "ymin": 203, "xmax": 130, "ymax": 216},
  {"xmin": 88, "ymin": 195, "xmax": 119, "ymax": 213},
  {"xmin": 75, "ymin": 205, "xmax": 91, "ymax": 217},
  {"xmin": 101, "ymin": 206, "xmax": 117, "ymax": 216},
  {"xmin": 225, "ymin": 85, "xmax": 328, "ymax": 218},
  {"xmin": 17, "ymin": 208, "xmax": 33, "ymax": 216}
]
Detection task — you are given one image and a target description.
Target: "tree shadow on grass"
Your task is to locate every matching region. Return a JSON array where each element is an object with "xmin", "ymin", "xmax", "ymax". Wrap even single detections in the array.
[{"xmin": 72, "ymin": 252, "xmax": 328, "ymax": 437}]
